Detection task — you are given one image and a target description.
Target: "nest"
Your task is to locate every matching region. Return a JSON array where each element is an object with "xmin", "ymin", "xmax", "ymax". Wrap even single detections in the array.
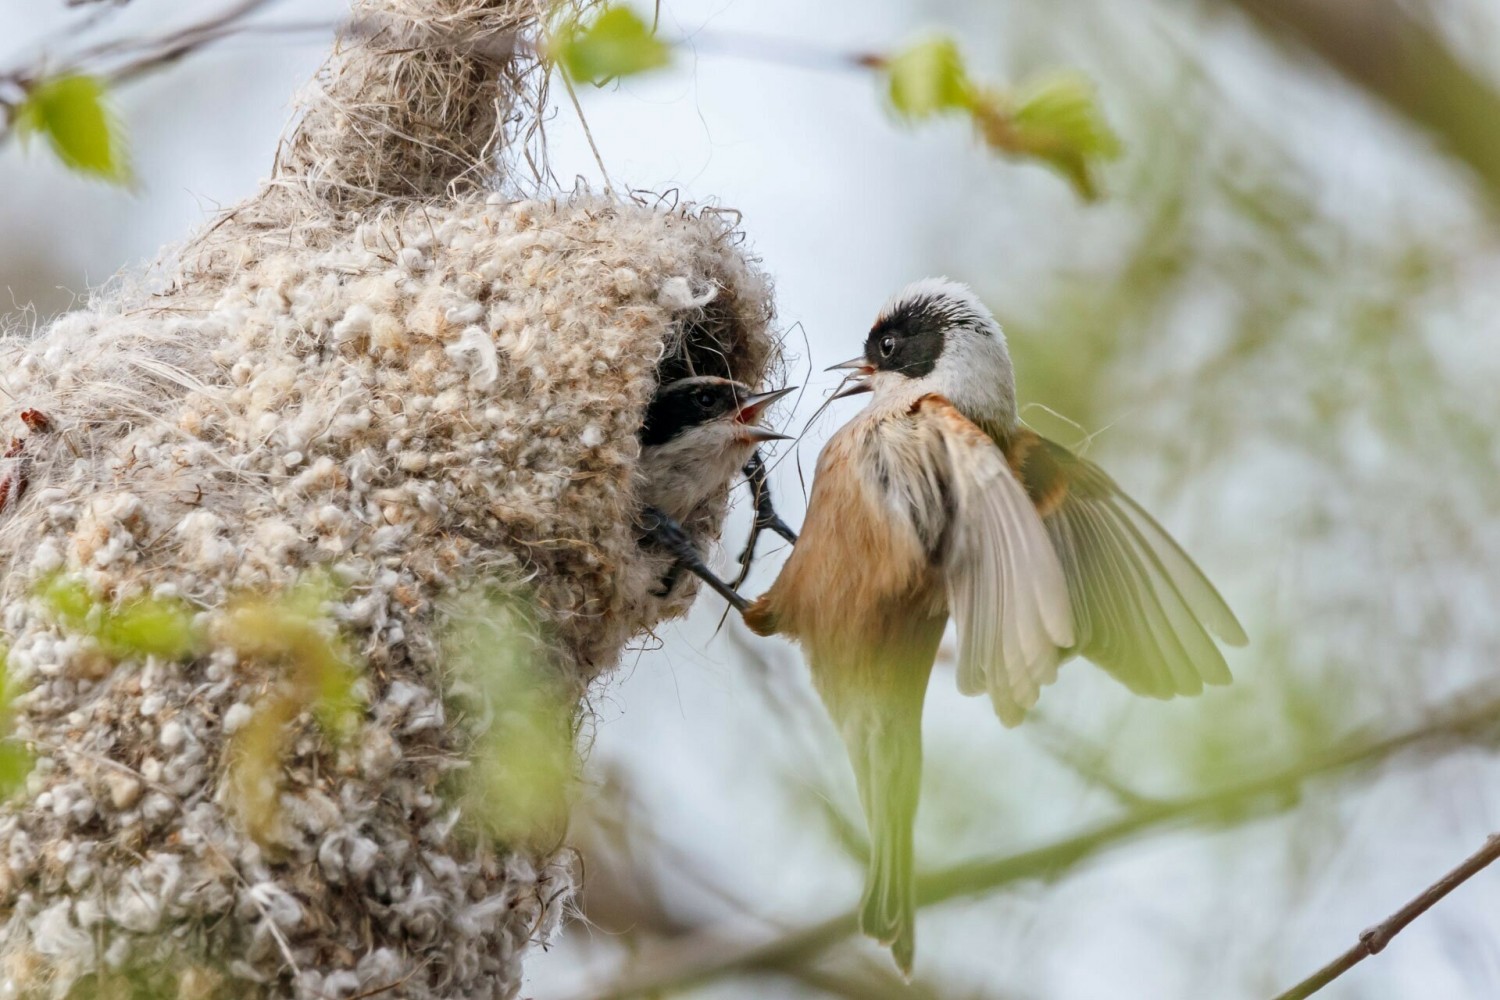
[{"xmin": 0, "ymin": 1, "xmax": 778, "ymax": 997}]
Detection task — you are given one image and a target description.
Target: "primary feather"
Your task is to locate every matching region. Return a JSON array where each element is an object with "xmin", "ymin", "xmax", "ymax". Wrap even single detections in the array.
[{"xmin": 927, "ymin": 398, "xmax": 1074, "ymax": 725}]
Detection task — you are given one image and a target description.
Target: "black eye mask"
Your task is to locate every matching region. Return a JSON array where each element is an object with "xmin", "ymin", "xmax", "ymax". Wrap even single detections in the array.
[
  {"xmin": 865, "ymin": 304, "xmax": 947, "ymax": 379},
  {"xmin": 640, "ymin": 382, "xmax": 739, "ymax": 446}
]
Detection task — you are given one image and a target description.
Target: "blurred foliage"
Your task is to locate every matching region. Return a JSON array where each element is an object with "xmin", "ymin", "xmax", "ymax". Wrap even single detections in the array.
[
  {"xmin": 974, "ymin": 73, "xmax": 1122, "ymax": 201},
  {"xmin": 217, "ymin": 574, "xmax": 364, "ymax": 847},
  {"xmin": 37, "ymin": 574, "xmax": 197, "ymax": 661},
  {"xmin": 35, "ymin": 571, "xmax": 364, "ymax": 847},
  {"xmin": 218, "ymin": 574, "xmax": 362, "ymax": 741},
  {"xmin": 550, "ymin": 4, "xmax": 672, "ymax": 85},
  {"xmin": 12, "ymin": 74, "xmax": 130, "ymax": 183},
  {"xmin": 885, "ymin": 37, "xmax": 972, "ymax": 119},
  {"xmin": 883, "ymin": 37, "xmax": 1120, "ymax": 200},
  {"xmin": 63, "ymin": 957, "xmax": 224, "ymax": 1000},
  {"xmin": 0, "ymin": 645, "xmax": 32, "ymax": 802},
  {"xmin": 441, "ymin": 584, "xmax": 576, "ymax": 853}
]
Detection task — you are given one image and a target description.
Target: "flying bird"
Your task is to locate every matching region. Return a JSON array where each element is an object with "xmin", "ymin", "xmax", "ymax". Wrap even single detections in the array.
[
  {"xmin": 637, "ymin": 376, "xmax": 796, "ymax": 605},
  {"xmin": 744, "ymin": 279, "xmax": 1247, "ymax": 973}
]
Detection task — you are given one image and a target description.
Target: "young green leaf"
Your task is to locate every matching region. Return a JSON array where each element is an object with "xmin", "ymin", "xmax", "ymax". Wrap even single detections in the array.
[
  {"xmin": 13, "ymin": 74, "xmax": 130, "ymax": 183},
  {"xmin": 95, "ymin": 596, "xmax": 198, "ymax": 660},
  {"xmin": 884, "ymin": 36, "xmax": 974, "ymax": 119},
  {"xmin": 36, "ymin": 574, "xmax": 198, "ymax": 660},
  {"xmin": 440, "ymin": 586, "xmax": 573, "ymax": 852},
  {"xmin": 0, "ymin": 647, "xmax": 32, "ymax": 802},
  {"xmin": 552, "ymin": 5, "xmax": 671, "ymax": 85},
  {"xmin": 975, "ymin": 72, "xmax": 1123, "ymax": 201},
  {"xmin": 37, "ymin": 574, "xmax": 94, "ymax": 630},
  {"xmin": 0, "ymin": 743, "xmax": 33, "ymax": 803}
]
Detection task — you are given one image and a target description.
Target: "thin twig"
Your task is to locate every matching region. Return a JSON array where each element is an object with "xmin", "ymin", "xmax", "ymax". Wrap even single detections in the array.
[
  {"xmin": 1270, "ymin": 832, "xmax": 1500, "ymax": 1000},
  {"xmin": 559, "ymin": 68, "xmax": 612, "ymax": 194},
  {"xmin": 562, "ymin": 688, "xmax": 1500, "ymax": 1000},
  {"xmin": 685, "ymin": 30, "xmax": 881, "ymax": 75}
]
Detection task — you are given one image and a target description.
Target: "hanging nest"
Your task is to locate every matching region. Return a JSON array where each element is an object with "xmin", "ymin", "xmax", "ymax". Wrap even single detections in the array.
[{"xmin": 0, "ymin": 1, "xmax": 778, "ymax": 997}]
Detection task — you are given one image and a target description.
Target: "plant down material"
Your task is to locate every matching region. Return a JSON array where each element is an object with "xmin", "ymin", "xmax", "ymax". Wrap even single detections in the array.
[{"xmin": 0, "ymin": 0, "xmax": 777, "ymax": 997}]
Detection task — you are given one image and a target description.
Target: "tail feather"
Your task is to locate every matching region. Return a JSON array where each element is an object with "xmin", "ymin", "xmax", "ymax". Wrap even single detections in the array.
[
  {"xmin": 859, "ymin": 812, "xmax": 915, "ymax": 975},
  {"xmin": 848, "ymin": 711, "xmax": 922, "ymax": 976}
]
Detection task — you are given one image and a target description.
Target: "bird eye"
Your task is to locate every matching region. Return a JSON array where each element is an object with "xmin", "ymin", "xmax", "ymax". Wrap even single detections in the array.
[
  {"xmin": 879, "ymin": 335, "xmax": 896, "ymax": 359},
  {"xmin": 695, "ymin": 388, "xmax": 717, "ymax": 408}
]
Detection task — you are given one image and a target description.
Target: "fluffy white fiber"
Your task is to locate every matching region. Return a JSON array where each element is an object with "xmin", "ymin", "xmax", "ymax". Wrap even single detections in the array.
[{"xmin": 0, "ymin": 0, "xmax": 779, "ymax": 996}]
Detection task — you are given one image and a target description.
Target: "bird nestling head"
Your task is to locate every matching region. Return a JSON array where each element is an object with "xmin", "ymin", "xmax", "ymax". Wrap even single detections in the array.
[
  {"xmin": 637, "ymin": 376, "xmax": 794, "ymax": 524},
  {"xmin": 829, "ymin": 277, "xmax": 1018, "ymax": 429}
]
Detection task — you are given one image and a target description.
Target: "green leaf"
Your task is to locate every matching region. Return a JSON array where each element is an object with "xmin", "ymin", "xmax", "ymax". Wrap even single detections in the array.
[
  {"xmin": 441, "ymin": 586, "xmax": 573, "ymax": 851},
  {"xmin": 219, "ymin": 579, "xmax": 363, "ymax": 744},
  {"xmin": 37, "ymin": 574, "xmax": 93, "ymax": 630},
  {"xmin": 995, "ymin": 72, "xmax": 1123, "ymax": 201},
  {"xmin": 552, "ymin": 5, "xmax": 671, "ymax": 85},
  {"xmin": 96, "ymin": 597, "xmax": 198, "ymax": 660},
  {"xmin": 37, "ymin": 574, "xmax": 198, "ymax": 660},
  {"xmin": 13, "ymin": 74, "xmax": 130, "ymax": 183},
  {"xmin": 885, "ymin": 37, "xmax": 973, "ymax": 119},
  {"xmin": 312, "ymin": 654, "xmax": 362, "ymax": 742},
  {"xmin": 0, "ymin": 647, "xmax": 32, "ymax": 802},
  {"xmin": 0, "ymin": 743, "xmax": 33, "ymax": 803}
]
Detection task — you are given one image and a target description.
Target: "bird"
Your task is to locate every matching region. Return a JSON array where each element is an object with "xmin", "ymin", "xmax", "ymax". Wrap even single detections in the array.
[
  {"xmin": 743, "ymin": 278, "xmax": 1247, "ymax": 973},
  {"xmin": 636, "ymin": 375, "xmax": 796, "ymax": 607}
]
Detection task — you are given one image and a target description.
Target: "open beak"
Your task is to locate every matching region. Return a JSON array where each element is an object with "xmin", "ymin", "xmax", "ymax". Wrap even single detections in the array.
[
  {"xmin": 734, "ymin": 386, "xmax": 796, "ymax": 442},
  {"xmin": 736, "ymin": 385, "xmax": 796, "ymax": 423},
  {"xmin": 739, "ymin": 426, "xmax": 794, "ymax": 442},
  {"xmin": 826, "ymin": 356, "xmax": 875, "ymax": 401},
  {"xmin": 830, "ymin": 379, "xmax": 874, "ymax": 400}
]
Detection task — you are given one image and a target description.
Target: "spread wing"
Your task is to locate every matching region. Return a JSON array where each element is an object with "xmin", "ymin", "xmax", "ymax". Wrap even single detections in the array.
[
  {"xmin": 1008, "ymin": 431, "xmax": 1248, "ymax": 699},
  {"xmin": 921, "ymin": 398, "xmax": 1075, "ymax": 726}
]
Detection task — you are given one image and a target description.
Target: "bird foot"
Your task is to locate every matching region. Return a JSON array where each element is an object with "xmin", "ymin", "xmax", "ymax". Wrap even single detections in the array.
[
  {"xmin": 640, "ymin": 506, "xmax": 749, "ymax": 612},
  {"xmin": 731, "ymin": 451, "xmax": 799, "ymax": 589}
]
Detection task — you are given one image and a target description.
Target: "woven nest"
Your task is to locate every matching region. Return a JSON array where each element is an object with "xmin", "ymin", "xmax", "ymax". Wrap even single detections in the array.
[{"xmin": 0, "ymin": 1, "xmax": 778, "ymax": 997}]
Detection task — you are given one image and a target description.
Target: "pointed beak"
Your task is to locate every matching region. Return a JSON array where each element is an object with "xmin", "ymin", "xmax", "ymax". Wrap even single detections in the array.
[
  {"xmin": 739, "ymin": 427, "xmax": 794, "ymax": 443},
  {"xmin": 830, "ymin": 378, "xmax": 874, "ymax": 400},
  {"xmin": 735, "ymin": 385, "xmax": 796, "ymax": 425},
  {"xmin": 826, "ymin": 356, "xmax": 875, "ymax": 400}
]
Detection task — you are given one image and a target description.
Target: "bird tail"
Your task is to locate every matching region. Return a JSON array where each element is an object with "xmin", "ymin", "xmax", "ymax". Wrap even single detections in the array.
[{"xmin": 850, "ymin": 717, "xmax": 922, "ymax": 976}]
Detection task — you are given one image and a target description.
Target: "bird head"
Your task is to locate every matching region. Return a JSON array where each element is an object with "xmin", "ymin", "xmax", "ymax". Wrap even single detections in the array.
[
  {"xmin": 828, "ymin": 278, "xmax": 1017, "ymax": 428},
  {"xmin": 641, "ymin": 376, "xmax": 794, "ymax": 456}
]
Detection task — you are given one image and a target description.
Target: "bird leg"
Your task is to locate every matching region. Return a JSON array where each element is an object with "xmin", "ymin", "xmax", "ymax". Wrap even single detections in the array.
[
  {"xmin": 639, "ymin": 506, "xmax": 750, "ymax": 612},
  {"xmin": 732, "ymin": 450, "xmax": 799, "ymax": 589}
]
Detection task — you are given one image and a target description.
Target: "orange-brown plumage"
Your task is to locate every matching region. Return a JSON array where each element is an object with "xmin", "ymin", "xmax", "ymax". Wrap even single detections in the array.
[
  {"xmin": 744, "ymin": 278, "xmax": 1245, "ymax": 974},
  {"xmin": 745, "ymin": 395, "xmax": 945, "ymax": 657}
]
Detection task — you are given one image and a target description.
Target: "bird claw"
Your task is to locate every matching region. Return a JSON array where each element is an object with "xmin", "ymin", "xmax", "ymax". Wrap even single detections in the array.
[
  {"xmin": 731, "ymin": 451, "xmax": 799, "ymax": 589},
  {"xmin": 640, "ymin": 506, "xmax": 749, "ymax": 612}
]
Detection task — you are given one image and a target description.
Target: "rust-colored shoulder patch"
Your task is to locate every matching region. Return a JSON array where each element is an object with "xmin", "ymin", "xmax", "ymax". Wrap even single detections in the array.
[
  {"xmin": 1006, "ymin": 427, "xmax": 1071, "ymax": 519},
  {"xmin": 1003, "ymin": 427, "xmax": 1039, "ymax": 478},
  {"xmin": 912, "ymin": 394, "xmax": 991, "ymax": 445}
]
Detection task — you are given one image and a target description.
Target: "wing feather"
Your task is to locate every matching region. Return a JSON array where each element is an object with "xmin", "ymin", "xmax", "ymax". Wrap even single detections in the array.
[
  {"xmin": 923, "ymin": 399, "xmax": 1074, "ymax": 727},
  {"xmin": 1014, "ymin": 433, "xmax": 1246, "ymax": 698}
]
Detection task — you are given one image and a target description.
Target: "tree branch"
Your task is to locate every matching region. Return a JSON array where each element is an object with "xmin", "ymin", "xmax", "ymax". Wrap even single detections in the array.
[
  {"xmin": 565, "ymin": 688, "xmax": 1500, "ymax": 1000},
  {"xmin": 1270, "ymin": 832, "xmax": 1500, "ymax": 1000}
]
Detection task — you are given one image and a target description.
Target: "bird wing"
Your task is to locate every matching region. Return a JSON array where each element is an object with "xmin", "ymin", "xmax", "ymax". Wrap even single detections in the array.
[
  {"xmin": 920, "ymin": 397, "xmax": 1075, "ymax": 726},
  {"xmin": 1006, "ymin": 430, "xmax": 1248, "ymax": 699}
]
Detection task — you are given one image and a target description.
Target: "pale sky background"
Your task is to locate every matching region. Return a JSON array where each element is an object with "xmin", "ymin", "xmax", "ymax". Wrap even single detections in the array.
[{"xmin": 5, "ymin": 1, "xmax": 1500, "ymax": 998}]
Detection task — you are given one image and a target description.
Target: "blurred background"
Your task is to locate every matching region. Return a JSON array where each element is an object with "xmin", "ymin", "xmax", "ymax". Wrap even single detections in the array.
[{"xmin": 6, "ymin": 0, "xmax": 1500, "ymax": 997}]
